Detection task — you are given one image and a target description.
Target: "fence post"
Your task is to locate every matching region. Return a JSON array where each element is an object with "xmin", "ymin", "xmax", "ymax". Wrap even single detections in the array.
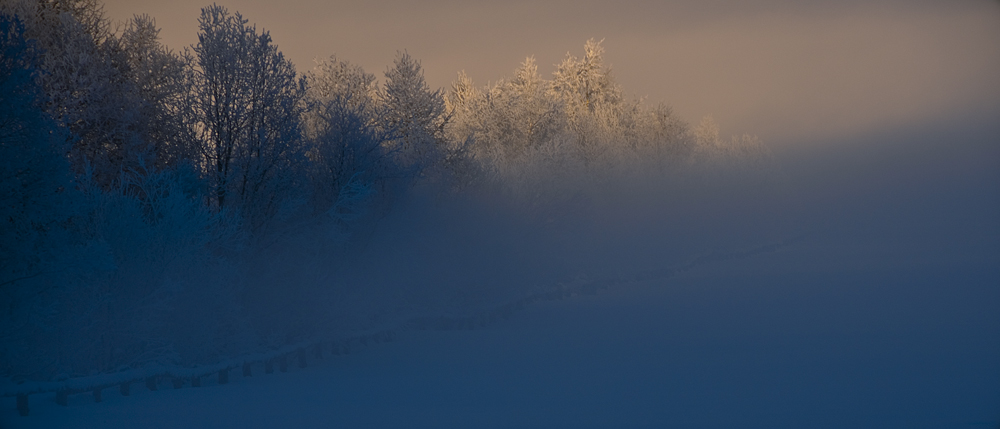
[{"xmin": 16, "ymin": 394, "xmax": 28, "ymax": 416}]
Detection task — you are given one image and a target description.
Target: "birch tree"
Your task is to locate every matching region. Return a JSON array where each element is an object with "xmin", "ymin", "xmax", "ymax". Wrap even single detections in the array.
[
  {"xmin": 192, "ymin": 4, "xmax": 305, "ymax": 230},
  {"xmin": 118, "ymin": 14, "xmax": 196, "ymax": 171},
  {"xmin": 551, "ymin": 39, "xmax": 621, "ymax": 118},
  {"xmin": 304, "ymin": 56, "xmax": 390, "ymax": 215}
]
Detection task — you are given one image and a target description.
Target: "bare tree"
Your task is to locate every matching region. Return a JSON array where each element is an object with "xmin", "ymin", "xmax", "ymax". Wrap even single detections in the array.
[
  {"xmin": 118, "ymin": 14, "xmax": 196, "ymax": 171},
  {"xmin": 192, "ymin": 4, "xmax": 305, "ymax": 230},
  {"xmin": 304, "ymin": 56, "xmax": 392, "ymax": 216}
]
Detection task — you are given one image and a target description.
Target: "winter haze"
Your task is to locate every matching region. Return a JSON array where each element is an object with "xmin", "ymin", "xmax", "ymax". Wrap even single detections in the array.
[
  {"xmin": 98, "ymin": 0, "xmax": 1000, "ymax": 143},
  {"xmin": 1, "ymin": 0, "xmax": 998, "ymax": 428}
]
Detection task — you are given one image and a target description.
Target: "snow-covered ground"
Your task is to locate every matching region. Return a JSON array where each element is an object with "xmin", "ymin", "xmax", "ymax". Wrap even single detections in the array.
[
  {"xmin": 3, "ymin": 121, "xmax": 998, "ymax": 428},
  {"xmin": 2, "ymin": 229, "xmax": 997, "ymax": 428}
]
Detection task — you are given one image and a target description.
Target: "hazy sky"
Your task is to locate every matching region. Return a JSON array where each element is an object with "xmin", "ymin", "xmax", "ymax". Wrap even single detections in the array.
[{"xmin": 99, "ymin": 0, "xmax": 1000, "ymax": 145}]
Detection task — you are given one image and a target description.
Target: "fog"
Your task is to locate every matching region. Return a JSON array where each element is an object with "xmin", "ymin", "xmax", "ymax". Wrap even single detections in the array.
[
  {"xmin": 5, "ymin": 103, "xmax": 997, "ymax": 427},
  {"xmin": 246, "ymin": 109, "xmax": 999, "ymax": 347},
  {"xmin": 2, "ymin": 0, "xmax": 999, "ymax": 426},
  {"xmin": 100, "ymin": 0, "xmax": 1000, "ymax": 144}
]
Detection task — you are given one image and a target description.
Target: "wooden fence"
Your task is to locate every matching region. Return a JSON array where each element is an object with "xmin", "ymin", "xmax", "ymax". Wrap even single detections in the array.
[{"xmin": 6, "ymin": 236, "xmax": 800, "ymax": 417}]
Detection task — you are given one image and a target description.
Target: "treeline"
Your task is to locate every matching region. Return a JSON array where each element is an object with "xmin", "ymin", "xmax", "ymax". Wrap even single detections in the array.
[{"xmin": 0, "ymin": 0, "xmax": 772, "ymax": 384}]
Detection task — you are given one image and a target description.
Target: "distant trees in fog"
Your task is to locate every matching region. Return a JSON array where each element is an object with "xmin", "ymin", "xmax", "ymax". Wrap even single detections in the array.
[
  {"xmin": 446, "ymin": 39, "xmax": 708, "ymax": 201},
  {"xmin": 0, "ymin": 1, "xmax": 774, "ymax": 384}
]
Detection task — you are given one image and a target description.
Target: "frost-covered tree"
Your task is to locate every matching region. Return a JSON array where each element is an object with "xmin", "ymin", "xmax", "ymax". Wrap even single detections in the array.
[
  {"xmin": 446, "ymin": 57, "xmax": 568, "ymax": 183},
  {"xmin": 507, "ymin": 57, "xmax": 564, "ymax": 150},
  {"xmin": 192, "ymin": 4, "xmax": 305, "ymax": 231},
  {"xmin": 693, "ymin": 115, "xmax": 774, "ymax": 174},
  {"xmin": 0, "ymin": 13, "xmax": 77, "ymax": 290},
  {"xmin": 306, "ymin": 55, "xmax": 379, "ymax": 123},
  {"xmin": 550, "ymin": 39, "xmax": 628, "ymax": 166},
  {"xmin": 551, "ymin": 39, "xmax": 621, "ymax": 118},
  {"xmin": 381, "ymin": 51, "xmax": 447, "ymax": 171},
  {"xmin": 304, "ymin": 56, "xmax": 391, "ymax": 216},
  {"xmin": 489, "ymin": 58, "xmax": 564, "ymax": 159},
  {"xmin": 445, "ymin": 39, "xmax": 707, "ymax": 197},
  {"xmin": 118, "ymin": 14, "xmax": 196, "ymax": 170},
  {"xmin": 642, "ymin": 103, "xmax": 693, "ymax": 163},
  {"xmin": 693, "ymin": 115, "xmax": 721, "ymax": 158},
  {"xmin": 444, "ymin": 71, "xmax": 479, "ymax": 136},
  {"xmin": 0, "ymin": 0, "xmax": 153, "ymax": 187},
  {"xmin": 0, "ymin": 14, "xmax": 96, "ymax": 383}
]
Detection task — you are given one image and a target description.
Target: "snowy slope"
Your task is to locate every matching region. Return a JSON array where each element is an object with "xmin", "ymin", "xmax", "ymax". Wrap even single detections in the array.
[
  {"xmin": 2, "ymin": 228, "xmax": 997, "ymax": 428},
  {"xmin": 3, "ymin": 115, "xmax": 998, "ymax": 429}
]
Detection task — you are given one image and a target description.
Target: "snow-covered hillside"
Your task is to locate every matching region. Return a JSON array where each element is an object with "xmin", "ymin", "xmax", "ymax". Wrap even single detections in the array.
[
  {"xmin": 5, "ymin": 118, "xmax": 1000, "ymax": 426},
  {"xmin": 1, "ymin": 2, "xmax": 997, "ymax": 424},
  {"xmin": 2, "ymin": 220, "xmax": 997, "ymax": 428}
]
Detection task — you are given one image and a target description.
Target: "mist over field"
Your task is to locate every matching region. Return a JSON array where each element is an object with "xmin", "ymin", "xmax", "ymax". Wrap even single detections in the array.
[{"xmin": 1, "ymin": 0, "xmax": 998, "ymax": 427}]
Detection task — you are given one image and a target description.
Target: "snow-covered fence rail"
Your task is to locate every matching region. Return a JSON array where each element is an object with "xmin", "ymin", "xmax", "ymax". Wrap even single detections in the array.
[
  {"xmin": 2, "ymin": 328, "xmax": 398, "ymax": 416},
  {"xmin": 4, "ymin": 236, "xmax": 801, "ymax": 417},
  {"xmin": 406, "ymin": 235, "xmax": 803, "ymax": 332}
]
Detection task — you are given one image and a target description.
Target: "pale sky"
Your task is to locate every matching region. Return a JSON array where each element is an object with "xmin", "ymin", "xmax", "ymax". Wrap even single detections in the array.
[{"xmin": 100, "ymin": 0, "xmax": 1000, "ymax": 146}]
